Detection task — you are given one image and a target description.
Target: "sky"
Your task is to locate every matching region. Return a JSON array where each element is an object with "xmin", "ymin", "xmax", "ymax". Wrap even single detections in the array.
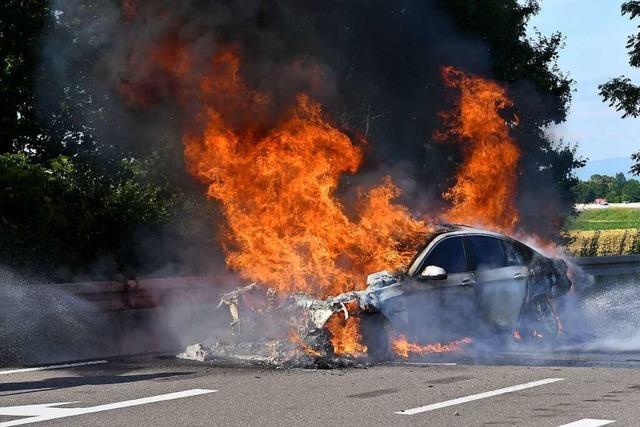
[{"xmin": 528, "ymin": 0, "xmax": 640, "ymax": 163}]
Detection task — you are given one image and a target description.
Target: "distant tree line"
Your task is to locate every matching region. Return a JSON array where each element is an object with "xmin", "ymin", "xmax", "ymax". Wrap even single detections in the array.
[{"xmin": 574, "ymin": 173, "xmax": 640, "ymax": 203}]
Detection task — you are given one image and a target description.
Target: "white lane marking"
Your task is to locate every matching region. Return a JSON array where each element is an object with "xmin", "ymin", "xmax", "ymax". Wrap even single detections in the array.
[
  {"xmin": 0, "ymin": 388, "xmax": 217, "ymax": 426},
  {"xmin": 558, "ymin": 419, "xmax": 615, "ymax": 427},
  {"xmin": 395, "ymin": 377, "xmax": 564, "ymax": 415},
  {"xmin": 389, "ymin": 362, "xmax": 457, "ymax": 366},
  {"xmin": 0, "ymin": 360, "xmax": 108, "ymax": 376}
]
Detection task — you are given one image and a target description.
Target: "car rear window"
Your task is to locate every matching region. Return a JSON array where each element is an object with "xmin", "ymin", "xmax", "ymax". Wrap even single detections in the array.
[
  {"xmin": 422, "ymin": 237, "xmax": 467, "ymax": 274},
  {"xmin": 518, "ymin": 242, "xmax": 535, "ymax": 263},
  {"xmin": 467, "ymin": 236, "xmax": 506, "ymax": 270}
]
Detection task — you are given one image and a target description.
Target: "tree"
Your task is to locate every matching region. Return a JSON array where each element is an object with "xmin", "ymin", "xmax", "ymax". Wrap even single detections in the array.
[
  {"xmin": 0, "ymin": 1, "xmax": 219, "ymax": 279},
  {"xmin": 575, "ymin": 180, "xmax": 596, "ymax": 203},
  {"xmin": 599, "ymin": 1, "xmax": 640, "ymax": 175},
  {"xmin": 573, "ymin": 173, "xmax": 640, "ymax": 203},
  {"xmin": 0, "ymin": 1, "xmax": 50, "ymax": 154},
  {"xmin": 441, "ymin": 0, "xmax": 584, "ymax": 238},
  {"xmin": 623, "ymin": 178, "xmax": 640, "ymax": 200},
  {"xmin": 0, "ymin": 153, "xmax": 171, "ymax": 277},
  {"xmin": 632, "ymin": 152, "xmax": 640, "ymax": 175}
]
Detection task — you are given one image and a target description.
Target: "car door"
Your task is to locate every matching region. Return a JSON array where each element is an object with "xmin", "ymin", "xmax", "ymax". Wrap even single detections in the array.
[
  {"xmin": 466, "ymin": 235, "xmax": 529, "ymax": 333},
  {"xmin": 401, "ymin": 236, "xmax": 477, "ymax": 342}
]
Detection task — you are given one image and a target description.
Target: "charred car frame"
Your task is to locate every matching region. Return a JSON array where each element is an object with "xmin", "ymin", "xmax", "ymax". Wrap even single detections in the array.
[
  {"xmin": 204, "ymin": 224, "xmax": 572, "ymax": 363},
  {"xmin": 357, "ymin": 224, "xmax": 572, "ymax": 359}
]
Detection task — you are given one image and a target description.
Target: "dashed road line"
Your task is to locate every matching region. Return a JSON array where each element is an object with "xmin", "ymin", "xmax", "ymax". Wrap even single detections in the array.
[
  {"xmin": 557, "ymin": 419, "xmax": 615, "ymax": 427},
  {"xmin": 388, "ymin": 362, "xmax": 457, "ymax": 366},
  {"xmin": 0, "ymin": 360, "xmax": 108, "ymax": 376},
  {"xmin": 395, "ymin": 377, "xmax": 564, "ymax": 415}
]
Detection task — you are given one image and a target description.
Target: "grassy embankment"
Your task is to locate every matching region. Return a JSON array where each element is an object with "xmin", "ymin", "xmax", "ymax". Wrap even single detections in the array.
[{"xmin": 567, "ymin": 208, "xmax": 640, "ymax": 256}]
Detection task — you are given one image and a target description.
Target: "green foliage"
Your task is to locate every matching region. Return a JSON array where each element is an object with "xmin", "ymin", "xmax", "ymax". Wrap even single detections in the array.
[
  {"xmin": 0, "ymin": 0, "xmax": 586, "ymax": 276},
  {"xmin": 599, "ymin": 2, "xmax": 640, "ymax": 174},
  {"xmin": 568, "ymin": 208, "xmax": 640, "ymax": 231},
  {"xmin": 0, "ymin": 2, "xmax": 219, "ymax": 279},
  {"xmin": 441, "ymin": 0, "xmax": 573, "ymax": 124},
  {"xmin": 632, "ymin": 152, "xmax": 640, "ymax": 176},
  {"xmin": 1, "ymin": 0, "xmax": 125, "ymax": 161},
  {"xmin": 0, "ymin": 153, "xmax": 179, "ymax": 277},
  {"xmin": 600, "ymin": 77, "xmax": 640, "ymax": 118},
  {"xmin": 599, "ymin": 1, "xmax": 640, "ymax": 119},
  {"xmin": 622, "ymin": 1, "xmax": 640, "ymax": 67},
  {"xmin": 0, "ymin": 1, "xmax": 50, "ymax": 153},
  {"xmin": 574, "ymin": 173, "xmax": 640, "ymax": 203},
  {"xmin": 441, "ymin": 0, "xmax": 584, "ymax": 239}
]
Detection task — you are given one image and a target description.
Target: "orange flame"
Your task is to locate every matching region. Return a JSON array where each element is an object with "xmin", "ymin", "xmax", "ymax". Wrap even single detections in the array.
[
  {"xmin": 117, "ymin": 25, "xmax": 534, "ymax": 357},
  {"xmin": 324, "ymin": 315, "xmax": 368, "ymax": 356},
  {"xmin": 182, "ymin": 51, "xmax": 427, "ymax": 298},
  {"xmin": 438, "ymin": 66, "xmax": 520, "ymax": 233},
  {"xmin": 392, "ymin": 335, "xmax": 472, "ymax": 358},
  {"xmin": 288, "ymin": 329, "xmax": 322, "ymax": 357},
  {"xmin": 177, "ymin": 50, "xmax": 427, "ymax": 355}
]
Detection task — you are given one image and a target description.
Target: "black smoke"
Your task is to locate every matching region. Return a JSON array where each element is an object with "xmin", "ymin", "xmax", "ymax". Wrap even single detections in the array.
[{"xmin": 40, "ymin": 0, "xmax": 578, "ymax": 250}]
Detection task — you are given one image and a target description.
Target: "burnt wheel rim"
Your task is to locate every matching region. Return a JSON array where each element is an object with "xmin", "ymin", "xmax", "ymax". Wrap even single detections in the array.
[{"xmin": 529, "ymin": 297, "xmax": 560, "ymax": 339}]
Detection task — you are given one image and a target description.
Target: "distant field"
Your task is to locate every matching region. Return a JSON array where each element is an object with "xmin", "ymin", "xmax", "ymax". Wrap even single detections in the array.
[
  {"xmin": 567, "ymin": 229, "xmax": 639, "ymax": 256},
  {"xmin": 568, "ymin": 208, "xmax": 640, "ymax": 231}
]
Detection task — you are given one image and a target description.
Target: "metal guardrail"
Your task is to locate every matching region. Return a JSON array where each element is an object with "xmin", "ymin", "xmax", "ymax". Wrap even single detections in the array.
[
  {"xmin": 45, "ymin": 255, "xmax": 638, "ymax": 309},
  {"xmin": 571, "ymin": 254, "xmax": 640, "ymax": 277},
  {"xmin": 1, "ymin": 276, "xmax": 227, "ymax": 363},
  {"xmin": 2, "ymin": 257, "xmax": 632, "ymax": 363},
  {"xmin": 53, "ymin": 275, "xmax": 221, "ymax": 311}
]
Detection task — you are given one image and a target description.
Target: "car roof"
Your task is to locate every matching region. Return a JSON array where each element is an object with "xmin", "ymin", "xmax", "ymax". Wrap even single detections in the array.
[
  {"xmin": 431, "ymin": 223, "xmax": 506, "ymax": 239},
  {"xmin": 404, "ymin": 223, "xmax": 525, "ymax": 277}
]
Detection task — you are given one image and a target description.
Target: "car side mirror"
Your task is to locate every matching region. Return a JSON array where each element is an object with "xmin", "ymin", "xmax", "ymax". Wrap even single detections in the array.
[{"xmin": 420, "ymin": 265, "xmax": 447, "ymax": 280}]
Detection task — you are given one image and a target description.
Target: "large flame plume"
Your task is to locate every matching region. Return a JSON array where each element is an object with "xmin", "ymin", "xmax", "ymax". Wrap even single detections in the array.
[
  {"xmin": 117, "ymin": 17, "xmax": 529, "ymax": 358},
  {"xmin": 386, "ymin": 67, "xmax": 525, "ymax": 357},
  {"xmin": 180, "ymin": 51, "xmax": 427, "ymax": 298},
  {"xmin": 178, "ymin": 50, "xmax": 428, "ymax": 354},
  {"xmin": 438, "ymin": 66, "xmax": 521, "ymax": 233},
  {"xmin": 121, "ymin": 44, "xmax": 427, "ymax": 298},
  {"xmin": 325, "ymin": 316, "xmax": 368, "ymax": 356}
]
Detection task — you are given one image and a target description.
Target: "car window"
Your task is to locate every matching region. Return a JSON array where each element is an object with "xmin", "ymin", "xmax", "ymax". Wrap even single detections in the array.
[
  {"xmin": 518, "ymin": 243, "xmax": 535, "ymax": 263},
  {"xmin": 422, "ymin": 237, "xmax": 467, "ymax": 274},
  {"xmin": 467, "ymin": 236, "xmax": 506, "ymax": 270},
  {"xmin": 501, "ymin": 240, "xmax": 526, "ymax": 266},
  {"xmin": 405, "ymin": 231, "xmax": 445, "ymax": 276}
]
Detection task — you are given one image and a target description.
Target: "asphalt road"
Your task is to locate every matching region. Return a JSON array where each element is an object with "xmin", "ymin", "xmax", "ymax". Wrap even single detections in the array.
[
  {"xmin": 3, "ymin": 243, "xmax": 640, "ymax": 427},
  {"xmin": 1, "ymin": 352, "xmax": 639, "ymax": 426}
]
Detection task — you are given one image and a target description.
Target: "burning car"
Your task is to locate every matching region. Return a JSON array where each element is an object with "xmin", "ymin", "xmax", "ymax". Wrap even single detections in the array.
[
  {"xmin": 356, "ymin": 224, "xmax": 572, "ymax": 360},
  {"xmin": 184, "ymin": 224, "xmax": 571, "ymax": 365}
]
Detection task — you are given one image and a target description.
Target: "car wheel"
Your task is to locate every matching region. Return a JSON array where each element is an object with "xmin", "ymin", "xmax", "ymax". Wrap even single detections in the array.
[
  {"xmin": 517, "ymin": 295, "xmax": 561, "ymax": 342},
  {"xmin": 360, "ymin": 313, "xmax": 391, "ymax": 362}
]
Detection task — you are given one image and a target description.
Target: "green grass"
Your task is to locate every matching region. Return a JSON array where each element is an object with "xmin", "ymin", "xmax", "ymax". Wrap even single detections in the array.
[{"xmin": 568, "ymin": 208, "xmax": 640, "ymax": 230}]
